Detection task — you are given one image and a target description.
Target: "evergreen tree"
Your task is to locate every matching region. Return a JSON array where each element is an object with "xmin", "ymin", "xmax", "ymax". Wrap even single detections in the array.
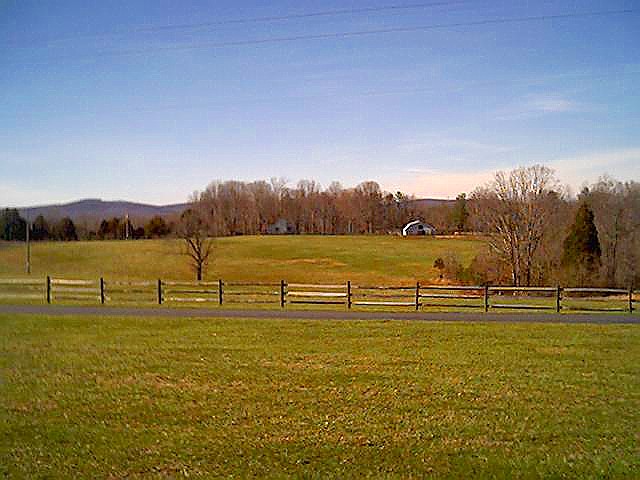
[
  {"xmin": 145, "ymin": 215, "xmax": 169, "ymax": 238},
  {"xmin": 451, "ymin": 193, "xmax": 469, "ymax": 232},
  {"xmin": 0, "ymin": 209, "xmax": 27, "ymax": 241},
  {"xmin": 107, "ymin": 217, "xmax": 121, "ymax": 239},
  {"xmin": 32, "ymin": 215, "xmax": 50, "ymax": 240},
  {"xmin": 98, "ymin": 219, "xmax": 110, "ymax": 240},
  {"xmin": 57, "ymin": 217, "xmax": 78, "ymax": 241},
  {"xmin": 562, "ymin": 203, "xmax": 601, "ymax": 273}
]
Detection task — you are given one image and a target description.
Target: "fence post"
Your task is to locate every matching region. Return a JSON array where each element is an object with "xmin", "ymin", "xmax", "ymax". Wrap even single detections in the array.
[
  {"xmin": 415, "ymin": 281, "xmax": 420, "ymax": 311},
  {"xmin": 556, "ymin": 285, "xmax": 562, "ymax": 313},
  {"xmin": 157, "ymin": 279, "xmax": 163, "ymax": 305},
  {"xmin": 46, "ymin": 275, "xmax": 51, "ymax": 304},
  {"xmin": 280, "ymin": 280, "xmax": 286, "ymax": 308},
  {"xmin": 99, "ymin": 277, "xmax": 105, "ymax": 304},
  {"xmin": 630, "ymin": 286, "xmax": 634, "ymax": 313},
  {"xmin": 218, "ymin": 279, "xmax": 224, "ymax": 305},
  {"xmin": 347, "ymin": 281, "xmax": 352, "ymax": 309},
  {"xmin": 484, "ymin": 285, "xmax": 489, "ymax": 312}
]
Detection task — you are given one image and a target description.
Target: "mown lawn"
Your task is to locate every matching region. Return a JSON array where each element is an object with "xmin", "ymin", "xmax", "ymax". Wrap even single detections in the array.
[
  {"xmin": 1, "ymin": 314, "xmax": 638, "ymax": 478},
  {"xmin": 0, "ymin": 235, "xmax": 483, "ymax": 284}
]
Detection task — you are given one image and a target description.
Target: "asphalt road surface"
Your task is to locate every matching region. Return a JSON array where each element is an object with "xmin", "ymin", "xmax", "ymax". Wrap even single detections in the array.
[{"xmin": 0, "ymin": 304, "xmax": 638, "ymax": 324}]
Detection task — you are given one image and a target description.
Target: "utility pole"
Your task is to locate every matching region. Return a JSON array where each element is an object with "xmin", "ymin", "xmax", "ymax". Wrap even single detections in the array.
[
  {"xmin": 25, "ymin": 220, "xmax": 31, "ymax": 274},
  {"xmin": 125, "ymin": 213, "xmax": 130, "ymax": 240}
]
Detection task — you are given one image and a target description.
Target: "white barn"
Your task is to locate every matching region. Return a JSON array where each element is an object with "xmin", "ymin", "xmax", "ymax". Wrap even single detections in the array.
[{"xmin": 402, "ymin": 220, "xmax": 436, "ymax": 236}]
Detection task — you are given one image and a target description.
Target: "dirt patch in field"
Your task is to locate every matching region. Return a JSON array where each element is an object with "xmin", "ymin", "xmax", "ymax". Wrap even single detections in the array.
[{"xmin": 283, "ymin": 258, "xmax": 347, "ymax": 268}]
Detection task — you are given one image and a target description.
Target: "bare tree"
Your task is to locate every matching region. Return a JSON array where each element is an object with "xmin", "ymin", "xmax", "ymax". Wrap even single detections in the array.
[
  {"xmin": 355, "ymin": 181, "xmax": 383, "ymax": 234},
  {"xmin": 581, "ymin": 177, "xmax": 640, "ymax": 287},
  {"xmin": 471, "ymin": 165, "xmax": 562, "ymax": 286},
  {"xmin": 179, "ymin": 206, "xmax": 214, "ymax": 281}
]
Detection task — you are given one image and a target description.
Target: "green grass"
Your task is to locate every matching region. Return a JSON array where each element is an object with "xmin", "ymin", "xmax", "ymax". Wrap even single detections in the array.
[
  {"xmin": 1, "ymin": 314, "xmax": 639, "ymax": 478},
  {"xmin": 0, "ymin": 235, "xmax": 482, "ymax": 284}
]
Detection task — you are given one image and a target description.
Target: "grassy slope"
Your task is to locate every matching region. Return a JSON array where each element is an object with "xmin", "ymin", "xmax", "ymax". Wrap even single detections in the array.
[
  {"xmin": 1, "ymin": 314, "xmax": 639, "ymax": 478},
  {"xmin": 0, "ymin": 236, "xmax": 483, "ymax": 283}
]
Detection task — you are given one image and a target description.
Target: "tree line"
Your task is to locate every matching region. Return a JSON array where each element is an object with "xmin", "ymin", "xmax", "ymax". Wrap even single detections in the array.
[
  {"xmin": 96, "ymin": 215, "xmax": 172, "ymax": 240},
  {"xmin": 0, "ymin": 211, "xmax": 175, "ymax": 242},
  {"xmin": 1, "ymin": 210, "xmax": 79, "ymax": 241},
  {"xmin": 2, "ymin": 180, "xmax": 468, "ymax": 243},
  {"xmin": 190, "ymin": 178, "xmax": 466, "ymax": 236}
]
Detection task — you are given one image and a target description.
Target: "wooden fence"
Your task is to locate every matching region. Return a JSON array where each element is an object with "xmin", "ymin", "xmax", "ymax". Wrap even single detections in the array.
[{"xmin": 0, "ymin": 276, "xmax": 636, "ymax": 313}]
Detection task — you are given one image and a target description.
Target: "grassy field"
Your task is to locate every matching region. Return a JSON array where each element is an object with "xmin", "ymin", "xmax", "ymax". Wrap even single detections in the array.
[
  {"xmin": 0, "ymin": 235, "xmax": 482, "ymax": 284},
  {"xmin": 1, "ymin": 237, "xmax": 634, "ymax": 313},
  {"xmin": 1, "ymin": 314, "xmax": 639, "ymax": 478}
]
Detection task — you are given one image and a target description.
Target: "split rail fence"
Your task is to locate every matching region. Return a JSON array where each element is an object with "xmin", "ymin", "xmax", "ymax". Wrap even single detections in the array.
[{"xmin": 0, "ymin": 277, "xmax": 637, "ymax": 313}]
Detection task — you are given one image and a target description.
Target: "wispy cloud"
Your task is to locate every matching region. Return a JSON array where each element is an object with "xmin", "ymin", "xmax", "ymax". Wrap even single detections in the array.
[
  {"xmin": 383, "ymin": 147, "xmax": 640, "ymax": 198},
  {"xmin": 378, "ymin": 134, "xmax": 515, "ymax": 197},
  {"xmin": 496, "ymin": 93, "xmax": 581, "ymax": 120},
  {"xmin": 398, "ymin": 135, "xmax": 514, "ymax": 157},
  {"xmin": 383, "ymin": 168, "xmax": 495, "ymax": 198},
  {"xmin": 527, "ymin": 95, "xmax": 575, "ymax": 113},
  {"xmin": 550, "ymin": 148, "xmax": 640, "ymax": 187}
]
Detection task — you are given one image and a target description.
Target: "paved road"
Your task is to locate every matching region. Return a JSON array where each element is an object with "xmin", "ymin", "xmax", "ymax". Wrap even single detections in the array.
[{"xmin": 0, "ymin": 304, "xmax": 638, "ymax": 324}]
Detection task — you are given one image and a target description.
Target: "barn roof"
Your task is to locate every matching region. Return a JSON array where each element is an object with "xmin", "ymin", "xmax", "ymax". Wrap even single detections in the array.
[
  {"xmin": 403, "ymin": 220, "xmax": 422, "ymax": 229},
  {"xmin": 402, "ymin": 220, "xmax": 435, "ymax": 236}
]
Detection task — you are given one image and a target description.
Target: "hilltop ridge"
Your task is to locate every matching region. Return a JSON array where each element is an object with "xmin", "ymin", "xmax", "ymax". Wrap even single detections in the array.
[{"xmin": 13, "ymin": 199, "xmax": 189, "ymax": 221}]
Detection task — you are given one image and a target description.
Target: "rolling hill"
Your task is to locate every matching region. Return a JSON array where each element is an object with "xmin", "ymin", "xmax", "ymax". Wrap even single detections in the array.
[
  {"xmin": 15, "ymin": 199, "xmax": 188, "ymax": 222},
  {"xmin": 7, "ymin": 197, "xmax": 453, "ymax": 223}
]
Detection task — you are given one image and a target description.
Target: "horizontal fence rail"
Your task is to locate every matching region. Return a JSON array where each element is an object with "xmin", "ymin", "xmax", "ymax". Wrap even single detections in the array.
[
  {"xmin": 287, "ymin": 282, "xmax": 349, "ymax": 307},
  {"xmin": 0, "ymin": 276, "xmax": 636, "ymax": 313},
  {"xmin": 352, "ymin": 284, "xmax": 416, "ymax": 309},
  {"xmin": 488, "ymin": 286, "xmax": 560, "ymax": 312},
  {"xmin": 223, "ymin": 281, "xmax": 281, "ymax": 305},
  {"xmin": 0, "ymin": 278, "xmax": 46, "ymax": 301},
  {"xmin": 50, "ymin": 277, "xmax": 101, "ymax": 303},
  {"xmin": 420, "ymin": 285, "xmax": 486, "ymax": 311},
  {"xmin": 562, "ymin": 287, "xmax": 632, "ymax": 312},
  {"xmin": 163, "ymin": 280, "xmax": 221, "ymax": 304},
  {"xmin": 104, "ymin": 280, "xmax": 157, "ymax": 304}
]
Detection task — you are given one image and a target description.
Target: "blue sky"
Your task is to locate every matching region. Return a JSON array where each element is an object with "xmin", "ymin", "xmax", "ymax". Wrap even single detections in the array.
[{"xmin": 1, "ymin": 0, "xmax": 639, "ymax": 206}]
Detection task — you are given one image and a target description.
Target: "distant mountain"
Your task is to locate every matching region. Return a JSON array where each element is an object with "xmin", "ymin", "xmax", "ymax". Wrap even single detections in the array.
[
  {"xmin": 411, "ymin": 198, "xmax": 456, "ymax": 209},
  {"xmin": 9, "ymin": 197, "xmax": 453, "ymax": 223},
  {"xmin": 15, "ymin": 199, "xmax": 189, "ymax": 222}
]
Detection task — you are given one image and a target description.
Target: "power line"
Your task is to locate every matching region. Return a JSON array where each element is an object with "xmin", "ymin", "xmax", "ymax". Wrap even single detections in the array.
[
  {"xmin": 138, "ymin": 1, "xmax": 465, "ymax": 31},
  {"xmin": 62, "ymin": 9, "xmax": 639, "ymax": 60},
  {"xmin": 6, "ymin": 1, "xmax": 468, "ymax": 47}
]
